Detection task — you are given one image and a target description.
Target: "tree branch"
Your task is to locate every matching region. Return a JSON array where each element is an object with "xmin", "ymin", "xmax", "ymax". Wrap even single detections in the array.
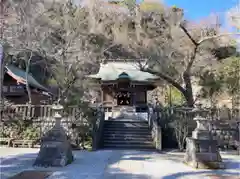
[
  {"xmin": 140, "ymin": 67, "xmax": 186, "ymax": 95},
  {"xmin": 185, "ymin": 32, "xmax": 240, "ymax": 72},
  {"xmin": 198, "ymin": 32, "xmax": 240, "ymax": 44},
  {"xmin": 180, "ymin": 24, "xmax": 198, "ymax": 46},
  {"xmin": 186, "ymin": 46, "xmax": 198, "ymax": 72}
]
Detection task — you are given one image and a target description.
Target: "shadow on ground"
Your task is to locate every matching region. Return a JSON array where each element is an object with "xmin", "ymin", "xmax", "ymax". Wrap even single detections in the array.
[
  {"xmin": 0, "ymin": 150, "xmax": 152, "ymax": 179},
  {"xmin": 162, "ymin": 171, "xmax": 240, "ymax": 179},
  {"xmin": 0, "ymin": 149, "xmax": 239, "ymax": 179},
  {"xmin": 222, "ymin": 158, "xmax": 240, "ymax": 169},
  {"xmin": 0, "ymin": 153, "xmax": 38, "ymax": 179},
  {"xmin": 102, "ymin": 150, "xmax": 153, "ymax": 179}
]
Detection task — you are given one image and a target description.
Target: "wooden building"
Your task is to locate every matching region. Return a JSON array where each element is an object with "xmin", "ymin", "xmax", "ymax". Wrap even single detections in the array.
[
  {"xmin": 89, "ymin": 60, "xmax": 159, "ymax": 118},
  {"xmin": 3, "ymin": 65, "xmax": 52, "ymax": 104}
]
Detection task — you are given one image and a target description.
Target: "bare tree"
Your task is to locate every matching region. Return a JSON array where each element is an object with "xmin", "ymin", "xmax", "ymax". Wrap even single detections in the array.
[
  {"xmin": 172, "ymin": 110, "xmax": 190, "ymax": 151},
  {"xmin": 80, "ymin": 1, "xmax": 237, "ymax": 107},
  {"xmin": 3, "ymin": 0, "xmax": 100, "ymax": 105},
  {"xmin": 4, "ymin": 0, "xmax": 238, "ymax": 108},
  {"xmin": 2, "ymin": 0, "xmax": 51, "ymax": 104}
]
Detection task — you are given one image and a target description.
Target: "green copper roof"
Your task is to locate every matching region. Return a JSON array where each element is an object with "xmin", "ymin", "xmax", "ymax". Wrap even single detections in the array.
[
  {"xmin": 89, "ymin": 62, "xmax": 158, "ymax": 81},
  {"xmin": 118, "ymin": 72, "xmax": 130, "ymax": 79},
  {"xmin": 5, "ymin": 65, "xmax": 49, "ymax": 91}
]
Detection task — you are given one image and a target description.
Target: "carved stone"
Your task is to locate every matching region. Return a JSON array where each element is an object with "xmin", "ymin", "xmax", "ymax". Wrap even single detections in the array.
[
  {"xmin": 192, "ymin": 116, "xmax": 212, "ymax": 140},
  {"xmin": 184, "ymin": 108, "xmax": 224, "ymax": 169},
  {"xmin": 184, "ymin": 137, "xmax": 224, "ymax": 169},
  {"xmin": 33, "ymin": 104, "xmax": 74, "ymax": 167}
]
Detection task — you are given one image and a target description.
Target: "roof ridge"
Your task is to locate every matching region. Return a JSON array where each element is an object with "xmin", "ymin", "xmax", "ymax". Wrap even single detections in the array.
[{"xmin": 102, "ymin": 59, "xmax": 147, "ymax": 63}]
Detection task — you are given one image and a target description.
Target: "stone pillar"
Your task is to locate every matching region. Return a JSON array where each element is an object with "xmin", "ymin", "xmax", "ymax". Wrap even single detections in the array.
[
  {"xmin": 34, "ymin": 104, "xmax": 74, "ymax": 167},
  {"xmin": 184, "ymin": 106, "xmax": 224, "ymax": 169},
  {"xmin": 237, "ymin": 122, "xmax": 240, "ymax": 155},
  {"xmin": 155, "ymin": 125, "xmax": 162, "ymax": 151}
]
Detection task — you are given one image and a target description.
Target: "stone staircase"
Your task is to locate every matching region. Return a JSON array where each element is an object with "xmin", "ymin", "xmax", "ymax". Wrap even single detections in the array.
[{"xmin": 102, "ymin": 120, "xmax": 155, "ymax": 150}]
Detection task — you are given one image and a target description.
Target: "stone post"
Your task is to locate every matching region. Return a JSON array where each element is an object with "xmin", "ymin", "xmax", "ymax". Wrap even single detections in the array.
[
  {"xmin": 53, "ymin": 104, "xmax": 63, "ymax": 128},
  {"xmin": 0, "ymin": 44, "xmax": 4, "ymax": 130},
  {"xmin": 237, "ymin": 122, "xmax": 240, "ymax": 155},
  {"xmin": 184, "ymin": 105, "xmax": 224, "ymax": 169},
  {"xmin": 155, "ymin": 125, "xmax": 162, "ymax": 151},
  {"xmin": 34, "ymin": 104, "xmax": 74, "ymax": 167},
  {"xmin": 192, "ymin": 115, "xmax": 212, "ymax": 140}
]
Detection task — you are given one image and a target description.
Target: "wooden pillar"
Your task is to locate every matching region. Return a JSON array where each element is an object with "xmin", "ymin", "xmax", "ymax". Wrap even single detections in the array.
[
  {"xmin": 144, "ymin": 90, "xmax": 147, "ymax": 104},
  {"xmin": 101, "ymin": 88, "xmax": 104, "ymax": 105},
  {"xmin": 132, "ymin": 92, "xmax": 136, "ymax": 107},
  {"xmin": 131, "ymin": 83, "xmax": 135, "ymax": 106}
]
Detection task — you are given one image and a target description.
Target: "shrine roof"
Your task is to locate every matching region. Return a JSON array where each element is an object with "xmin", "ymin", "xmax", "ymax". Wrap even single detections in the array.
[
  {"xmin": 5, "ymin": 65, "xmax": 49, "ymax": 92},
  {"xmin": 88, "ymin": 61, "xmax": 159, "ymax": 81}
]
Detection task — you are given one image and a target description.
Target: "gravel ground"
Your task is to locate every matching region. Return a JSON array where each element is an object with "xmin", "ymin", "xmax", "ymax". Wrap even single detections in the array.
[{"xmin": 0, "ymin": 147, "xmax": 239, "ymax": 179}]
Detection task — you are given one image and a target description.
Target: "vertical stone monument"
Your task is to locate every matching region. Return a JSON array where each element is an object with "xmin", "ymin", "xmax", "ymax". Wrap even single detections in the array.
[
  {"xmin": 34, "ymin": 104, "xmax": 74, "ymax": 167},
  {"xmin": 184, "ymin": 105, "xmax": 224, "ymax": 169}
]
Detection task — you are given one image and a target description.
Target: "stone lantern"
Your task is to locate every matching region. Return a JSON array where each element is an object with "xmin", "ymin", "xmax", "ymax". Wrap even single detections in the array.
[
  {"xmin": 184, "ymin": 104, "xmax": 224, "ymax": 169},
  {"xmin": 34, "ymin": 103, "xmax": 74, "ymax": 167}
]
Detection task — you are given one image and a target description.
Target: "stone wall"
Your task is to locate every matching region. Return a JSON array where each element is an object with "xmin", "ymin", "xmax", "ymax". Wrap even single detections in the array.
[
  {"xmin": 210, "ymin": 120, "xmax": 239, "ymax": 149},
  {"xmin": 154, "ymin": 107, "xmax": 239, "ymax": 150}
]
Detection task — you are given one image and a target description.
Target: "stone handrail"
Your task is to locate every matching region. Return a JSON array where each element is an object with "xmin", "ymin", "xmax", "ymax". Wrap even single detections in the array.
[
  {"xmin": 92, "ymin": 106, "xmax": 105, "ymax": 150},
  {"xmin": 148, "ymin": 106, "xmax": 162, "ymax": 151}
]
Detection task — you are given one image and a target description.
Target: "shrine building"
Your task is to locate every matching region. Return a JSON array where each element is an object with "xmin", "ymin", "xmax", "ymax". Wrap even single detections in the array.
[{"xmin": 89, "ymin": 59, "xmax": 159, "ymax": 120}]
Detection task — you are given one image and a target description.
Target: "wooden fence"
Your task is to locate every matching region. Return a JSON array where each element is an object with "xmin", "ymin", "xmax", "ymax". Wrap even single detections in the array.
[
  {"xmin": 4, "ymin": 104, "xmax": 87, "ymax": 120},
  {"xmin": 2, "ymin": 104, "xmax": 98, "ymax": 142}
]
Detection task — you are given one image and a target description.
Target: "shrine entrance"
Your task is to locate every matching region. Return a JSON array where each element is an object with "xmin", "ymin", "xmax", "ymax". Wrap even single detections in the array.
[{"xmin": 117, "ymin": 91, "xmax": 131, "ymax": 105}]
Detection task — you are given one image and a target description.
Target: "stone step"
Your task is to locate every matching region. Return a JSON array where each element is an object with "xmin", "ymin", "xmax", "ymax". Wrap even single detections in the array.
[
  {"xmin": 104, "ymin": 122, "xmax": 149, "ymax": 126},
  {"xmin": 104, "ymin": 120, "xmax": 148, "ymax": 124},
  {"xmin": 102, "ymin": 120, "xmax": 154, "ymax": 150},
  {"xmin": 103, "ymin": 139, "xmax": 153, "ymax": 145},
  {"xmin": 103, "ymin": 137, "xmax": 152, "ymax": 142},
  {"xmin": 104, "ymin": 127, "xmax": 149, "ymax": 130},
  {"xmin": 104, "ymin": 123, "xmax": 149, "ymax": 128},
  {"xmin": 103, "ymin": 133, "xmax": 152, "ymax": 139},
  {"xmin": 102, "ymin": 143, "xmax": 155, "ymax": 150},
  {"xmin": 103, "ymin": 130, "xmax": 151, "ymax": 135},
  {"xmin": 104, "ymin": 128, "xmax": 150, "ymax": 131}
]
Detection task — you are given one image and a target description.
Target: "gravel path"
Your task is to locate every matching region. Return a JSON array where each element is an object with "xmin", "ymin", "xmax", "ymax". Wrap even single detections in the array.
[{"xmin": 0, "ymin": 147, "xmax": 239, "ymax": 179}]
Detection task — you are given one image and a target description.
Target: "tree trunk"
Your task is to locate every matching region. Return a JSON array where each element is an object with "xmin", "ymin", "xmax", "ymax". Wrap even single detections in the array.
[
  {"xmin": 26, "ymin": 52, "xmax": 33, "ymax": 105},
  {"xmin": 25, "ymin": 52, "xmax": 33, "ymax": 120},
  {"xmin": 183, "ymin": 89, "xmax": 194, "ymax": 107},
  {"xmin": 140, "ymin": 68, "xmax": 195, "ymax": 107},
  {"xmin": 183, "ymin": 71, "xmax": 194, "ymax": 107}
]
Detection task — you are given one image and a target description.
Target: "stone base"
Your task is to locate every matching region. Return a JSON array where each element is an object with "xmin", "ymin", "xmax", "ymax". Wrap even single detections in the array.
[
  {"xmin": 33, "ymin": 125, "xmax": 74, "ymax": 167},
  {"xmin": 184, "ymin": 137, "xmax": 224, "ymax": 169},
  {"xmin": 192, "ymin": 130, "xmax": 212, "ymax": 140}
]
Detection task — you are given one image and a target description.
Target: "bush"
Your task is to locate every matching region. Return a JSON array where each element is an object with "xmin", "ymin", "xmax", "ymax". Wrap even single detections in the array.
[{"xmin": 22, "ymin": 126, "xmax": 40, "ymax": 140}]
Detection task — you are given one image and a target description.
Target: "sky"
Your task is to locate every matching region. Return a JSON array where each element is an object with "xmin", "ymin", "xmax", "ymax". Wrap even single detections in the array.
[
  {"xmin": 165, "ymin": 0, "xmax": 238, "ymax": 20},
  {"xmin": 76, "ymin": 0, "xmax": 238, "ymax": 20},
  {"xmin": 77, "ymin": 0, "xmax": 238, "ymax": 22},
  {"xmin": 134, "ymin": 0, "xmax": 239, "ymax": 22}
]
